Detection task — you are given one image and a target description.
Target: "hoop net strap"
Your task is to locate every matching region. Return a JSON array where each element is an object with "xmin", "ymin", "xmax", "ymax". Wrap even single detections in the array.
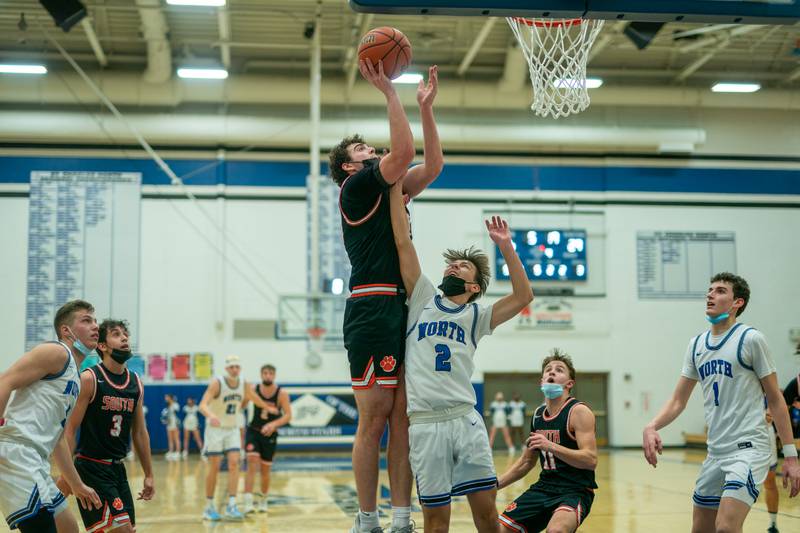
[{"xmin": 506, "ymin": 17, "xmax": 605, "ymax": 118}]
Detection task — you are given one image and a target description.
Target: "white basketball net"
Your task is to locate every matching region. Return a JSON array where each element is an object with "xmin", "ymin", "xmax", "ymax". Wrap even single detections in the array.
[{"xmin": 507, "ymin": 17, "xmax": 605, "ymax": 119}]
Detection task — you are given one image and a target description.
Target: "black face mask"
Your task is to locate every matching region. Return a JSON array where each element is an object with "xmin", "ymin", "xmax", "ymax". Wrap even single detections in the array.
[
  {"xmin": 438, "ymin": 275, "xmax": 470, "ymax": 297},
  {"xmin": 110, "ymin": 349, "xmax": 133, "ymax": 364},
  {"xmin": 262, "ymin": 379, "xmax": 274, "ymax": 387}
]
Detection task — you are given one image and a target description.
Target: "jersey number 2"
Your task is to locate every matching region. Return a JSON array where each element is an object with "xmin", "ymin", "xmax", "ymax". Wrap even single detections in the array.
[
  {"xmin": 110, "ymin": 414, "xmax": 122, "ymax": 437},
  {"xmin": 435, "ymin": 344, "xmax": 451, "ymax": 372}
]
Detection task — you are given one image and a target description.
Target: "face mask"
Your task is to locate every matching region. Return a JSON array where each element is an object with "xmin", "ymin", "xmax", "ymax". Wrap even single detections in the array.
[
  {"xmin": 540, "ymin": 383, "xmax": 564, "ymax": 399},
  {"xmin": 67, "ymin": 327, "xmax": 93, "ymax": 357},
  {"xmin": 705, "ymin": 312, "xmax": 730, "ymax": 324},
  {"xmin": 438, "ymin": 275, "xmax": 470, "ymax": 297},
  {"xmin": 262, "ymin": 379, "xmax": 273, "ymax": 386},
  {"xmin": 110, "ymin": 349, "xmax": 133, "ymax": 364}
]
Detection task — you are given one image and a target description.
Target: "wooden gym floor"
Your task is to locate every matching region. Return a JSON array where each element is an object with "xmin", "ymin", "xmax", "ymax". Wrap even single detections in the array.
[{"xmin": 2, "ymin": 449, "xmax": 798, "ymax": 532}]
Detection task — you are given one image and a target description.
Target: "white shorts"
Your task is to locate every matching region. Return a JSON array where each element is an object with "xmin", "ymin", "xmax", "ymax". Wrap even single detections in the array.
[
  {"xmin": 768, "ymin": 425, "xmax": 778, "ymax": 470},
  {"xmin": 692, "ymin": 450, "xmax": 771, "ymax": 508},
  {"xmin": 492, "ymin": 414, "xmax": 507, "ymax": 428},
  {"xmin": 409, "ymin": 411, "xmax": 497, "ymax": 507},
  {"xmin": 184, "ymin": 417, "xmax": 198, "ymax": 432},
  {"xmin": 167, "ymin": 421, "xmax": 179, "ymax": 431},
  {"xmin": 204, "ymin": 426, "xmax": 241, "ymax": 455},
  {"xmin": 0, "ymin": 441, "xmax": 68, "ymax": 529}
]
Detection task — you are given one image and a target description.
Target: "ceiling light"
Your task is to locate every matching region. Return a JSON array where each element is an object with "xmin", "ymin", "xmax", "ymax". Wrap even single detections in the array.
[
  {"xmin": 177, "ymin": 68, "xmax": 228, "ymax": 79},
  {"xmin": 167, "ymin": 0, "xmax": 226, "ymax": 6},
  {"xmin": 711, "ymin": 82, "xmax": 760, "ymax": 93},
  {"xmin": 392, "ymin": 73, "xmax": 423, "ymax": 84},
  {"xmin": 554, "ymin": 77, "xmax": 603, "ymax": 89},
  {"xmin": 0, "ymin": 64, "xmax": 47, "ymax": 74}
]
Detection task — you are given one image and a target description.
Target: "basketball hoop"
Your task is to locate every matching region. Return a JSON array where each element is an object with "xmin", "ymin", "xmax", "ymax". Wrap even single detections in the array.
[
  {"xmin": 305, "ymin": 326, "xmax": 326, "ymax": 369},
  {"xmin": 506, "ymin": 17, "xmax": 604, "ymax": 119}
]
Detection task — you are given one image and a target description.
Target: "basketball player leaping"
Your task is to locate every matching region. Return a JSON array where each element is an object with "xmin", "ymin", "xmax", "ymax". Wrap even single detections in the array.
[
  {"xmin": 0, "ymin": 300, "xmax": 102, "ymax": 533},
  {"xmin": 388, "ymin": 179, "xmax": 533, "ymax": 532},
  {"xmin": 199, "ymin": 355, "xmax": 271, "ymax": 521},
  {"xmin": 496, "ymin": 351, "xmax": 598, "ymax": 533},
  {"xmin": 63, "ymin": 319, "xmax": 154, "ymax": 533},
  {"xmin": 328, "ymin": 60, "xmax": 442, "ymax": 533},
  {"xmin": 643, "ymin": 273, "xmax": 800, "ymax": 533}
]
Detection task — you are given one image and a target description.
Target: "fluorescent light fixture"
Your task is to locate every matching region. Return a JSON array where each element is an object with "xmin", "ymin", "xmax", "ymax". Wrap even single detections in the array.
[
  {"xmin": 0, "ymin": 64, "xmax": 47, "ymax": 74},
  {"xmin": 177, "ymin": 68, "xmax": 228, "ymax": 79},
  {"xmin": 711, "ymin": 82, "xmax": 760, "ymax": 93},
  {"xmin": 554, "ymin": 77, "xmax": 603, "ymax": 89},
  {"xmin": 392, "ymin": 73, "xmax": 423, "ymax": 84},
  {"xmin": 167, "ymin": 0, "xmax": 226, "ymax": 6}
]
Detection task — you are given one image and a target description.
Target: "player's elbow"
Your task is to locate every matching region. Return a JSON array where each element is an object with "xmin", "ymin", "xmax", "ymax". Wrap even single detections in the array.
[{"xmin": 585, "ymin": 452, "xmax": 598, "ymax": 470}]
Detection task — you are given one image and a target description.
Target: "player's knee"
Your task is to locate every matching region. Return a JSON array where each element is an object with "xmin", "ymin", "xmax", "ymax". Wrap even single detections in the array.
[
  {"xmin": 108, "ymin": 523, "xmax": 135, "ymax": 533},
  {"xmin": 714, "ymin": 519, "xmax": 738, "ymax": 533}
]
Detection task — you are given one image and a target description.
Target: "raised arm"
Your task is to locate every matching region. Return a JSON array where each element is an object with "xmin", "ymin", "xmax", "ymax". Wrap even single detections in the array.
[
  {"xmin": 642, "ymin": 376, "xmax": 697, "ymax": 467},
  {"xmin": 131, "ymin": 392, "xmax": 155, "ymax": 501},
  {"xmin": 389, "ymin": 179, "xmax": 421, "ymax": 296},
  {"xmin": 488, "ymin": 216, "xmax": 533, "ymax": 329},
  {"xmin": 402, "ymin": 65, "xmax": 443, "ymax": 198},
  {"xmin": 199, "ymin": 379, "xmax": 221, "ymax": 427},
  {"xmin": 244, "ymin": 381, "xmax": 270, "ymax": 410},
  {"xmin": 359, "ymin": 60, "xmax": 414, "ymax": 184},
  {"xmin": 763, "ymin": 373, "xmax": 800, "ymax": 496},
  {"xmin": 497, "ymin": 435, "xmax": 539, "ymax": 489}
]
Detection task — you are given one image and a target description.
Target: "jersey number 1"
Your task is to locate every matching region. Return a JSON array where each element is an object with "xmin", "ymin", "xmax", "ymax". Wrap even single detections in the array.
[
  {"xmin": 435, "ymin": 344, "xmax": 451, "ymax": 372},
  {"xmin": 712, "ymin": 381, "xmax": 720, "ymax": 406}
]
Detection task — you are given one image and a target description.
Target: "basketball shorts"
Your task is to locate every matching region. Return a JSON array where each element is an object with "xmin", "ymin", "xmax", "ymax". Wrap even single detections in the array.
[
  {"xmin": 492, "ymin": 414, "xmax": 508, "ymax": 428},
  {"xmin": 692, "ymin": 449, "xmax": 771, "ymax": 508},
  {"xmin": 409, "ymin": 411, "xmax": 497, "ymax": 507},
  {"xmin": 344, "ymin": 293, "xmax": 407, "ymax": 390},
  {"xmin": 74, "ymin": 456, "xmax": 134, "ymax": 533},
  {"xmin": 183, "ymin": 416, "xmax": 198, "ymax": 432},
  {"xmin": 768, "ymin": 425, "xmax": 778, "ymax": 471},
  {"xmin": 204, "ymin": 426, "xmax": 241, "ymax": 455},
  {"xmin": 0, "ymin": 441, "xmax": 68, "ymax": 530},
  {"xmin": 499, "ymin": 484, "xmax": 594, "ymax": 533},
  {"xmin": 245, "ymin": 427, "xmax": 278, "ymax": 463}
]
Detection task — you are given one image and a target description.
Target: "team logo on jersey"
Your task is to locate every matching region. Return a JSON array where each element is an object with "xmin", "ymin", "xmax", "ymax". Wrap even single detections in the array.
[
  {"xmin": 505, "ymin": 502, "xmax": 517, "ymax": 512},
  {"xmin": 379, "ymin": 356, "xmax": 396, "ymax": 372},
  {"xmin": 112, "ymin": 498, "xmax": 123, "ymax": 511},
  {"xmin": 247, "ymin": 443, "xmax": 255, "ymax": 451}
]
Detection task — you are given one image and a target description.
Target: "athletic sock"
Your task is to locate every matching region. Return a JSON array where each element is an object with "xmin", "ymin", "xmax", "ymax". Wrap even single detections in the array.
[
  {"xmin": 358, "ymin": 510, "xmax": 380, "ymax": 531},
  {"xmin": 228, "ymin": 495, "xmax": 236, "ymax": 507},
  {"xmin": 391, "ymin": 506, "xmax": 411, "ymax": 529},
  {"xmin": 205, "ymin": 498, "xmax": 215, "ymax": 510},
  {"xmin": 769, "ymin": 512, "xmax": 777, "ymax": 527}
]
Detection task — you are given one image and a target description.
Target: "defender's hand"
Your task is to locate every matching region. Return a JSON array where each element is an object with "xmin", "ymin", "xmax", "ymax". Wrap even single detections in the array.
[
  {"xmin": 782, "ymin": 457, "xmax": 800, "ymax": 497},
  {"xmin": 417, "ymin": 65, "xmax": 438, "ymax": 108},
  {"xmin": 485, "ymin": 216, "xmax": 511, "ymax": 245},
  {"xmin": 72, "ymin": 482, "xmax": 102, "ymax": 510}
]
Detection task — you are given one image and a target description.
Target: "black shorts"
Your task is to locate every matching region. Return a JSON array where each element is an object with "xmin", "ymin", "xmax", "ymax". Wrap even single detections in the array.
[
  {"xmin": 245, "ymin": 427, "xmax": 278, "ymax": 462},
  {"xmin": 74, "ymin": 456, "xmax": 135, "ymax": 532},
  {"xmin": 499, "ymin": 484, "xmax": 594, "ymax": 533}
]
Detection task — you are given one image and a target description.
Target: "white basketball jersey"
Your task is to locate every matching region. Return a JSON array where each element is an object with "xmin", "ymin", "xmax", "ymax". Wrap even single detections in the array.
[
  {"xmin": 681, "ymin": 323, "xmax": 776, "ymax": 457},
  {"xmin": 0, "ymin": 341, "xmax": 79, "ymax": 459},
  {"xmin": 508, "ymin": 400, "xmax": 527, "ymax": 426},
  {"xmin": 209, "ymin": 375, "xmax": 245, "ymax": 428},
  {"xmin": 405, "ymin": 275, "xmax": 493, "ymax": 414}
]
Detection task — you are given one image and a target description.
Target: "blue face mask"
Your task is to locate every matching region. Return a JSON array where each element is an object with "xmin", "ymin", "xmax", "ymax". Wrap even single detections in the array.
[
  {"xmin": 67, "ymin": 328, "xmax": 93, "ymax": 357},
  {"xmin": 705, "ymin": 312, "xmax": 730, "ymax": 324},
  {"xmin": 540, "ymin": 383, "xmax": 564, "ymax": 399}
]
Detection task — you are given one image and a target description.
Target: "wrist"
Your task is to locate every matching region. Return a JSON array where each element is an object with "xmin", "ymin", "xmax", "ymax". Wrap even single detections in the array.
[{"xmin": 782, "ymin": 444, "xmax": 798, "ymax": 458}]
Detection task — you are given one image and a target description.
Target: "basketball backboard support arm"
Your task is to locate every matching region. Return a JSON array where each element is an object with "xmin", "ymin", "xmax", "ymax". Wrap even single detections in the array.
[{"xmin": 349, "ymin": 0, "xmax": 800, "ymax": 24}]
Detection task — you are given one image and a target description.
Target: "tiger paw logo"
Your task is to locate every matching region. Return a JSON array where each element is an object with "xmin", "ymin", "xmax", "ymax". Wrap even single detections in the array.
[
  {"xmin": 112, "ymin": 498, "xmax": 123, "ymax": 511},
  {"xmin": 505, "ymin": 502, "xmax": 517, "ymax": 512},
  {"xmin": 246, "ymin": 443, "xmax": 255, "ymax": 451},
  {"xmin": 379, "ymin": 356, "xmax": 396, "ymax": 372}
]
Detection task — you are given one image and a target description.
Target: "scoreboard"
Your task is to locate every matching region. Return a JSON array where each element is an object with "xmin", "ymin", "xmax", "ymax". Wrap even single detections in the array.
[{"xmin": 496, "ymin": 229, "xmax": 587, "ymax": 282}]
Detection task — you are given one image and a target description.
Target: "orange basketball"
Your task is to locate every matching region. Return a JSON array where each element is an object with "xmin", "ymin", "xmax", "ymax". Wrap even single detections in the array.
[{"xmin": 357, "ymin": 27, "xmax": 412, "ymax": 80}]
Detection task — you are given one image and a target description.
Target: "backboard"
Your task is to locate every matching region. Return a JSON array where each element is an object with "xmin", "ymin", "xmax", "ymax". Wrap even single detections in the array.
[{"xmin": 350, "ymin": 0, "xmax": 800, "ymax": 24}]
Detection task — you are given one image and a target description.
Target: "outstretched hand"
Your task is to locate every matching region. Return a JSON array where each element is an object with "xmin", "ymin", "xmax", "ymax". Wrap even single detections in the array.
[
  {"xmin": 359, "ymin": 59, "xmax": 395, "ymax": 96},
  {"xmin": 485, "ymin": 216, "xmax": 511, "ymax": 245},
  {"xmin": 416, "ymin": 65, "xmax": 438, "ymax": 108}
]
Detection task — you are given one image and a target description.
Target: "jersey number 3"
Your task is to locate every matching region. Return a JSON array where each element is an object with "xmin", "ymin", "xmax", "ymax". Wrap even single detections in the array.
[
  {"xmin": 110, "ymin": 414, "xmax": 122, "ymax": 437},
  {"xmin": 435, "ymin": 344, "xmax": 451, "ymax": 372}
]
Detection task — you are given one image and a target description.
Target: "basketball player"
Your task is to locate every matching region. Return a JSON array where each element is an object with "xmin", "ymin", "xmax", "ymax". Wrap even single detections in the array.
[
  {"xmin": 497, "ymin": 351, "xmax": 598, "ymax": 533},
  {"xmin": 242, "ymin": 364, "xmax": 292, "ymax": 514},
  {"xmin": 198, "ymin": 354, "xmax": 270, "ymax": 521},
  {"xmin": 328, "ymin": 60, "xmax": 442, "ymax": 533},
  {"xmin": 388, "ymin": 179, "xmax": 533, "ymax": 532},
  {"xmin": 643, "ymin": 273, "xmax": 800, "ymax": 533},
  {"xmin": 0, "ymin": 300, "xmax": 102, "ymax": 532},
  {"xmin": 62, "ymin": 319, "xmax": 154, "ymax": 533}
]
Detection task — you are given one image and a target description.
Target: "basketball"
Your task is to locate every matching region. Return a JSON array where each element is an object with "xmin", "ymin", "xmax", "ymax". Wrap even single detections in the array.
[{"xmin": 357, "ymin": 27, "xmax": 412, "ymax": 80}]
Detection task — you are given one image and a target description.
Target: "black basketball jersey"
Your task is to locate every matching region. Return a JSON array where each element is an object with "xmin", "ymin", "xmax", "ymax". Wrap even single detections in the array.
[
  {"xmin": 339, "ymin": 163, "xmax": 402, "ymax": 291},
  {"xmin": 530, "ymin": 397, "xmax": 598, "ymax": 492},
  {"xmin": 76, "ymin": 363, "xmax": 142, "ymax": 460},
  {"xmin": 249, "ymin": 384, "xmax": 282, "ymax": 430}
]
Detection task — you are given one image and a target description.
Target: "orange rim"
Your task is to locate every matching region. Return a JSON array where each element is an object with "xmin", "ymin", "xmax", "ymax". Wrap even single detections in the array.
[
  {"xmin": 307, "ymin": 327, "xmax": 326, "ymax": 340},
  {"xmin": 512, "ymin": 17, "xmax": 584, "ymax": 28}
]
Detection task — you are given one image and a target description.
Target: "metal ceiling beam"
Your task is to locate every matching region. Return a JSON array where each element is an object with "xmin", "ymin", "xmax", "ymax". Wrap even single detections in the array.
[
  {"xmin": 675, "ymin": 25, "xmax": 762, "ymax": 81},
  {"xmin": 217, "ymin": 6, "xmax": 232, "ymax": 69},
  {"xmin": 79, "ymin": 18, "xmax": 108, "ymax": 67},
  {"xmin": 345, "ymin": 13, "xmax": 374, "ymax": 97},
  {"xmin": 588, "ymin": 21, "xmax": 626, "ymax": 63},
  {"xmin": 457, "ymin": 17, "xmax": 498, "ymax": 77}
]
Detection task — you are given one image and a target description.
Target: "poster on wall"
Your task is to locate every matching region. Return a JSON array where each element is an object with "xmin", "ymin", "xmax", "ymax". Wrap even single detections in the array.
[
  {"xmin": 277, "ymin": 385, "xmax": 358, "ymax": 447},
  {"xmin": 24, "ymin": 171, "xmax": 141, "ymax": 350},
  {"xmin": 637, "ymin": 231, "xmax": 736, "ymax": 299}
]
